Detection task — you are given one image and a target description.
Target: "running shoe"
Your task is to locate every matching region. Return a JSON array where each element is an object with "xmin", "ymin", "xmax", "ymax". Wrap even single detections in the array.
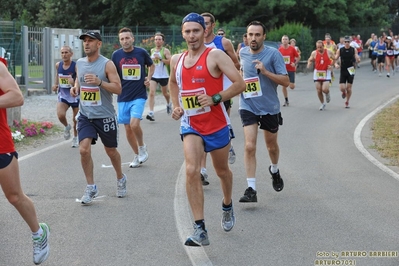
[
  {"xmin": 282, "ymin": 101, "xmax": 289, "ymax": 107},
  {"xmin": 33, "ymin": 223, "xmax": 50, "ymax": 265},
  {"xmin": 387, "ymin": 73, "xmax": 390, "ymax": 78},
  {"xmin": 379, "ymin": 72, "xmax": 382, "ymax": 77},
  {"xmin": 146, "ymin": 114, "xmax": 155, "ymax": 121},
  {"xmin": 269, "ymin": 166, "xmax": 284, "ymax": 192},
  {"xmin": 228, "ymin": 145, "xmax": 236, "ymax": 164},
  {"xmin": 81, "ymin": 185, "xmax": 98, "ymax": 205},
  {"xmin": 138, "ymin": 144, "xmax": 149, "ymax": 163},
  {"xmin": 64, "ymin": 124, "xmax": 71, "ymax": 140},
  {"xmin": 239, "ymin": 187, "xmax": 257, "ymax": 203},
  {"xmin": 345, "ymin": 101, "xmax": 350, "ymax": 109},
  {"xmin": 319, "ymin": 103, "xmax": 326, "ymax": 111},
  {"xmin": 221, "ymin": 204, "xmax": 235, "ymax": 232},
  {"xmin": 326, "ymin": 92, "xmax": 331, "ymax": 103},
  {"xmin": 201, "ymin": 172, "xmax": 209, "ymax": 186},
  {"xmin": 184, "ymin": 224, "xmax": 210, "ymax": 246},
  {"xmin": 71, "ymin": 137, "xmax": 79, "ymax": 148},
  {"xmin": 129, "ymin": 155, "xmax": 140, "ymax": 168},
  {"xmin": 166, "ymin": 103, "xmax": 172, "ymax": 115},
  {"xmin": 117, "ymin": 173, "xmax": 127, "ymax": 198},
  {"xmin": 341, "ymin": 91, "xmax": 346, "ymax": 99}
]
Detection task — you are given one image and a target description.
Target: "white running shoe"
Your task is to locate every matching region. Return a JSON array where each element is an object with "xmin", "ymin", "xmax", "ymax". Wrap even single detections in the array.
[
  {"xmin": 319, "ymin": 103, "xmax": 326, "ymax": 111},
  {"xmin": 228, "ymin": 145, "xmax": 236, "ymax": 164},
  {"xmin": 138, "ymin": 144, "xmax": 148, "ymax": 163},
  {"xmin": 129, "ymin": 155, "xmax": 140, "ymax": 168},
  {"xmin": 71, "ymin": 137, "xmax": 79, "ymax": 148},
  {"xmin": 117, "ymin": 173, "xmax": 127, "ymax": 198},
  {"xmin": 81, "ymin": 185, "xmax": 98, "ymax": 205},
  {"xmin": 64, "ymin": 124, "xmax": 71, "ymax": 140},
  {"xmin": 326, "ymin": 92, "xmax": 331, "ymax": 103},
  {"xmin": 33, "ymin": 223, "xmax": 50, "ymax": 265}
]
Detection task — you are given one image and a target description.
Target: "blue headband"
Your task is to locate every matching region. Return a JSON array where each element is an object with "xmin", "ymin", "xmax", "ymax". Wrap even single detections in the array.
[{"xmin": 182, "ymin": 12, "xmax": 206, "ymax": 29}]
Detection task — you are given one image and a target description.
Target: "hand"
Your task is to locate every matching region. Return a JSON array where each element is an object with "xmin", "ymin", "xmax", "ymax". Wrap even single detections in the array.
[
  {"xmin": 70, "ymin": 87, "xmax": 79, "ymax": 97},
  {"xmin": 252, "ymin": 59, "xmax": 264, "ymax": 74},
  {"xmin": 84, "ymin": 74, "xmax": 99, "ymax": 85},
  {"xmin": 196, "ymin": 93, "xmax": 213, "ymax": 107},
  {"xmin": 172, "ymin": 107, "xmax": 184, "ymax": 120},
  {"xmin": 51, "ymin": 85, "xmax": 58, "ymax": 92},
  {"xmin": 144, "ymin": 77, "xmax": 150, "ymax": 87}
]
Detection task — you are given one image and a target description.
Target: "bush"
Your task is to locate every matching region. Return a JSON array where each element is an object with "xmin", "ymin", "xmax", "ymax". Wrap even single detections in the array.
[{"xmin": 267, "ymin": 22, "xmax": 313, "ymax": 60}]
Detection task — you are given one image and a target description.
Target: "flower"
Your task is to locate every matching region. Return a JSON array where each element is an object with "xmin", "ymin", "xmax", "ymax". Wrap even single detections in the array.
[
  {"xmin": 10, "ymin": 119, "xmax": 55, "ymax": 143},
  {"xmin": 11, "ymin": 130, "xmax": 24, "ymax": 142}
]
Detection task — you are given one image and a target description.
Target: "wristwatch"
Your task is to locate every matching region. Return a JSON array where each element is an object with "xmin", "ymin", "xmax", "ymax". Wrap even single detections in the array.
[{"xmin": 212, "ymin": 93, "xmax": 222, "ymax": 105}]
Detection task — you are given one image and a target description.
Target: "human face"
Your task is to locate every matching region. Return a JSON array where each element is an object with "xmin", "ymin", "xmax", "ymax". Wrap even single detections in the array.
[
  {"xmin": 217, "ymin": 31, "xmax": 225, "ymax": 36},
  {"xmin": 247, "ymin": 25, "xmax": 265, "ymax": 52},
  {"xmin": 203, "ymin": 16, "xmax": 214, "ymax": 38},
  {"xmin": 281, "ymin": 36, "xmax": 289, "ymax": 46},
  {"xmin": 325, "ymin": 37, "xmax": 331, "ymax": 44},
  {"xmin": 344, "ymin": 40, "xmax": 350, "ymax": 48},
  {"xmin": 119, "ymin": 31, "xmax": 134, "ymax": 51},
  {"xmin": 60, "ymin": 47, "xmax": 72, "ymax": 62},
  {"xmin": 182, "ymin": 22, "xmax": 204, "ymax": 51},
  {"xmin": 154, "ymin": 35, "xmax": 164, "ymax": 48},
  {"xmin": 82, "ymin": 37, "xmax": 101, "ymax": 57},
  {"xmin": 316, "ymin": 42, "xmax": 324, "ymax": 52}
]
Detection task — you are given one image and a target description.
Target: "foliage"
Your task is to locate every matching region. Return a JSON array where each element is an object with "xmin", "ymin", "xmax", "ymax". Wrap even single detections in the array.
[
  {"xmin": 10, "ymin": 119, "xmax": 54, "ymax": 143},
  {"xmin": 267, "ymin": 22, "xmax": 313, "ymax": 59},
  {"xmin": 0, "ymin": 0, "xmax": 396, "ymax": 31}
]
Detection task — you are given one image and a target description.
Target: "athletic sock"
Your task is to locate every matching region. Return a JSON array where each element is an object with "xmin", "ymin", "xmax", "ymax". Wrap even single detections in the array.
[
  {"xmin": 270, "ymin": 164, "xmax": 279, "ymax": 174},
  {"xmin": 247, "ymin": 177, "xmax": 256, "ymax": 190},
  {"xmin": 195, "ymin": 219, "xmax": 206, "ymax": 230}
]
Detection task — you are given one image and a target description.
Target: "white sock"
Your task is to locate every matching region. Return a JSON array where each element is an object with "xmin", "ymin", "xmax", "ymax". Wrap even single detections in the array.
[
  {"xmin": 149, "ymin": 111, "xmax": 154, "ymax": 115},
  {"xmin": 87, "ymin": 184, "xmax": 96, "ymax": 190},
  {"xmin": 247, "ymin": 178, "xmax": 256, "ymax": 190},
  {"xmin": 270, "ymin": 164, "xmax": 278, "ymax": 174},
  {"xmin": 32, "ymin": 226, "xmax": 43, "ymax": 237},
  {"xmin": 200, "ymin": 168, "xmax": 207, "ymax": 174}
]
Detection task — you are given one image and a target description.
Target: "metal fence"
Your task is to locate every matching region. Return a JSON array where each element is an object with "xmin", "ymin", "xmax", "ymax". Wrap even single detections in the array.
[{"xmin": 0, "ymin": 20, "xmax": 19, "ymax": 76}]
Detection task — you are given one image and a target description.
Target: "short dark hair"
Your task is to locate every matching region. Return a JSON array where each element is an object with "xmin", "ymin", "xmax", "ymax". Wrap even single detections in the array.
[
  {"xmin": 247, "ymin": 21, "xmax": 266, "ymax": 35},
  {"xmin": 155, "ymin": 32, "xmax": 165, "ymax": 41},
  {"xmin": 201, "ymin": 12, "xmax": 215, "ymax": 23},
  {"xmin": 119, "ymin": 27, "xmax": 133, "ymax": 35}
]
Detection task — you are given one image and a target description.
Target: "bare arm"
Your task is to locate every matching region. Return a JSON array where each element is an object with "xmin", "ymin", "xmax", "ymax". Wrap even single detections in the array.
[
  {"xmin": 0, "ymin": 62, "xmax": 24, "ymax": 108},
  {"xmin": 253, "ymin": 59, "xmax": 289, "ymax": 87},
  {"xmin": 161, "ymin": 48, "xmax": 171, "ymax": 65},
  {"xmin": 97, "ymin": 60, "xmax": 122, "ymax": 95},
  {"xmin": 223, "ymin": 38, "xmax": 241, "ymax": 70},
  {"xmin": 169, "ymin": 53, "xmax": 184, "ymax": 120},
  {"xmin": 307, "ymin": 51, "xmax": 316, "ymax": 68},
  {"xmin": 52, "ymin": 62, "xmax": 60, "ymax": 92}
]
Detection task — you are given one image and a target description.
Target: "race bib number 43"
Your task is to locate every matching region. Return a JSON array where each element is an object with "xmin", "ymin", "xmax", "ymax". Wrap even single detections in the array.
[
  {"xmin": 122, "ymin": 64, "xmax": 141, "ymax": 80},
  {"xmin": 243, "ymin": 77, "xmax": 262, "ymax": 99},
  {"xmin": 80, "ymin": 86, "xmax": 102, "ymax": 106},
  {"xmin": 180, "ymin": 87, "xmax": 210, "ymax": 116}
]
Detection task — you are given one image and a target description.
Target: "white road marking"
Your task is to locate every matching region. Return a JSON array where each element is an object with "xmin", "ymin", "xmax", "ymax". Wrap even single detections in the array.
[{"xmin": 354, "ymin": 95, "xmax": 399, "ymax": 181}]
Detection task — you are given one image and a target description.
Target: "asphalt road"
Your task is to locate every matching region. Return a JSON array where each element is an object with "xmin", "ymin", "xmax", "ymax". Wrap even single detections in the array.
[{"xmin": 2, "ymin": 61, "xmax": 399, "ymax": 266}]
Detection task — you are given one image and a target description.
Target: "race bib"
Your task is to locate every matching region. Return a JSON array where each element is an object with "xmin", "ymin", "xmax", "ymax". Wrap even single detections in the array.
[
  {"xmin": 315, "ymin": 70, "xmax": 326, "ymax": 80},
  {"xmin": 377, "ymin": 50, "xmax": 383, "ymax": 55},
  {"xmin": 347, "ymin": 66, "xmax": 355, "ymax": 76},
  {"xmin": 80, "ymin": 86, "xmax": 102, "ymax": 106},
  {"xmin": 180, "ymin": 87, "xmax": 210, "ymax": 116},
  {"xmin": 122, "ymin": 64, "xmax": 141, "ymax": 80},
  {"xmin": 243, "ymin": 77, "xmax": 262, "ymax": 99},
  {"xmin": 58, "ymin": 74, "xmax": 72, "ymax": 88},
  {"xmin": 283, "ymin": 56, "xmax": 290, "ymax": 64}
]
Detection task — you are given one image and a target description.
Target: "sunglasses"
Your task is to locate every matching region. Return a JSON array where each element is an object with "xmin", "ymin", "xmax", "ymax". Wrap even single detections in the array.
[
  {"xmin": 218, "ymin": 33, "xmax": 225, "ymax": 36},
  {"xmin": 344, "ymin": 41, "xmax": 350, "ymax": 43}
]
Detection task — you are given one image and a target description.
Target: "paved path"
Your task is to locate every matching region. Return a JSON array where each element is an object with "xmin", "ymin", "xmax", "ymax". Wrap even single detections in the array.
[{"xmin": 2, "ymin": 62, "xmax": 399, "ymax": 266}]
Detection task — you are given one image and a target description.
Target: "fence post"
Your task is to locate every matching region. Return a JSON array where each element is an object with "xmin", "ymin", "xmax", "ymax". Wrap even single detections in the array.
[{"xmin": 43, "ymin": 27, "xmax": 52, "ymax": 94}]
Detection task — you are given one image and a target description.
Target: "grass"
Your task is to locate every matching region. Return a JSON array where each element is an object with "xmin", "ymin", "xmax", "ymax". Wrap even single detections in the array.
[
  {"xmin": 371, "ymin": 100, "xmax": 399, "ymax": 166},
  {"xmin": 14, "ymin": 65, "xmax": 44, "ymax": 78}
]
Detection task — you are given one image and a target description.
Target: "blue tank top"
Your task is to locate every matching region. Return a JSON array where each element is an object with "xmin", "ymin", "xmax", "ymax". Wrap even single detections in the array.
[
  {"xmin": 204, "ymin": 35, "xmax": 225, "ymax": 52},
  {"xmin": 376, "ymin": 42, "xmax": 386, "ymax": 56},
  {"xmin": 57, "ymin": 61, "xmax": 77, "ymax": 103}
]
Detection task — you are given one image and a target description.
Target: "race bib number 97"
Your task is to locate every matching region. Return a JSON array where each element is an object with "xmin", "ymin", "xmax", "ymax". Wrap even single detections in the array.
[{"xmin": 122, "ymin": 64, "xmax": 141, "ymax": 80}]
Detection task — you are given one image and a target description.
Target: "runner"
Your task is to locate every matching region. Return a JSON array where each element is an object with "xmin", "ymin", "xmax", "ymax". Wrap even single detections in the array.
[
  {"xmin": 374, "ymin": 36, "xmax": 387, "ymax": 77},
  {"xmin": 51, "ymin": 46, "xmax": 79, "ymax": 147},
  {"xmin": 0, "ymin": 58, "xmax": 50, "ymax": 265},
  {"xmin": 335, "ymin": 36, "xmax": 360, "ymax": 108},
  {"xmin": 111, "ymin": 27, "xmax": 154, "ymax": 168},
  {"xmin": 199, "ymin": 12, "xmax": 241, "ymax": 185},
  {"xmin": 385, "ymin": 36, "xmax": 395, "ymax": 77},
  {"xmin": 307, "ymin": 40, "xmax": 334, "ymax": 111},
  {"xmin": 169, "ymin": 12, "xmax": 245, "ymax": 246},
  {"xmin": 278, "ymin": 35, "xmax": 300, "ymax": 107},
  {"xmin": 147, "ymin": 32, "xmax": 172, "ymax": 119},
  {"xmin": 238, "ymin": 21, "xmax": 289, "ymax": 203},
  {"xmin": 71, "ymin": 31, "xmax": 127, "ymax": 204}
]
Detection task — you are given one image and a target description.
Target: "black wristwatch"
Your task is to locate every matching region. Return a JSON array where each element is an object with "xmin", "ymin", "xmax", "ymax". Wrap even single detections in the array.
[{"xmin": 212, "ymin": 93, "xmax": 222, "ymax": 105}]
